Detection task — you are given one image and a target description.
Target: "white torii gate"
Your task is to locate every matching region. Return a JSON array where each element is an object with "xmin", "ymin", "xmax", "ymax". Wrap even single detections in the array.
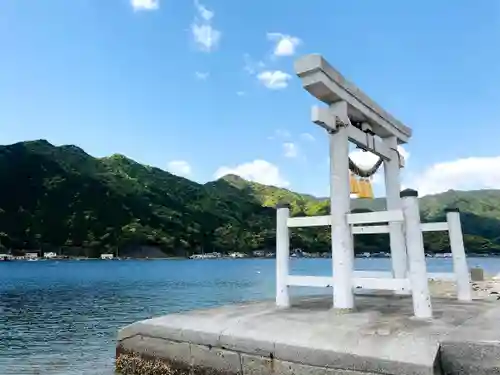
[{"xmin": 275, "ymin": 54, "xmax": 471, "ymax": 319}]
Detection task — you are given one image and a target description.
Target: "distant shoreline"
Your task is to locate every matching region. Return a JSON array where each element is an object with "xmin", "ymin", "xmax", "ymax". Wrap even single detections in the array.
[{"xmin": 2, "ymin": 253, "xmax": 500, "ymax": 262}]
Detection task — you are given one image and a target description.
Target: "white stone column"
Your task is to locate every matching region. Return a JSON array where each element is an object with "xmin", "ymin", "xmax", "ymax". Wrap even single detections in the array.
[
  {"xmin": 329, "ymin": 125, "xmax": 354, "ymax": 310},
  {"xmin": 383, "ymin": 136, "xmax": 408, "ymax": 281},
  {"xmin": 445, "ymin": 208, "xmax": 472, "ymax": 302},
  {"xmin": 401, "ymin": 189, "xmax": 432, "ymax": 319},
  {"xmin": 276, "ymin": 203, "xmax": 291, "ymax": 308}
]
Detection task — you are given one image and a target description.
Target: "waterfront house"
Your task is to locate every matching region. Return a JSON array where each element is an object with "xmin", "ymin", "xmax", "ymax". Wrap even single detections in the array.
[
  {"xmin": 435, "ymin": 253, "xmax": 453, "ymax": 258},
  {"xmin": 44, "ymin": 252, "xmax": 57, "ymax": 259},
  {"xmin": 291, "ymin": 248, "xmax": 305, "ymax": 258},
  {"xmin": 189, "ymin": 252, "xmax": 222, "ymax": 259},
  {"xmin": 252, "ymin": 250, "xmax": 265, "ymax": 257},
  {"xmin": 25, "ymin": 252, "xmax": 39, "ymax": 260},
  {"xmin": 101, "ymin": 253, "xmax": 114, "ymax": 260}
]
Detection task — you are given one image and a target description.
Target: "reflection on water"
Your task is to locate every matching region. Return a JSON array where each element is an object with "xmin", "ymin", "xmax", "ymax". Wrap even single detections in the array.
[{"xmin": 1, "ymin": 257, "xmax": 499, "ymax": 375}]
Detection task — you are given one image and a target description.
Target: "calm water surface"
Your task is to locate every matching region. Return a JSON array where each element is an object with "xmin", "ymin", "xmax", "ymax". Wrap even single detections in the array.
[{"xmin": 1, "ymin": 257, "xmax": 500, "ymax": 375}]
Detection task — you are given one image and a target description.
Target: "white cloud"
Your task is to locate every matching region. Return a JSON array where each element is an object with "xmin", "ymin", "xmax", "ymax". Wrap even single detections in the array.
[
  {"xmin": 409, "ymin": 156, "xmax": 500, "ymax": 196},
  {"xmin": 167, "ymin": 160, "xmax": 192, "ymax": 176},
  {"xmin": 300, "ymin": 133, "xmax": 315, "ymax": 142},
  {"xmin": 131, "ymin": 0, "xmax": 159, "ymax": 11},
  {"xmin": 349, "ymin": 146, "xmax": 409, "ymax": 170},
  {"xmin": 192, "ymin": 24, "xmax": 221, "ymax": 52},
  {"xmin": 244, "ymin": 54, "xmax": 291, "ymax": 90},
  {"xmin": 267, "ymin": 33, "xmax": 302, "ymax": 57},
  {"xmin": 343, "ymin": 149, "xmax": 500, "ymax": 197},
  {"xmin": 283, "ymin": 142, "xmax": 298, "ymax": 158},
  {"xmin": 243, "ymin": 54, "xmax": 265, "ymax": 75},
  {"xmin": 214, "ymin": 160, "xmax": 289, "ymax": 187},
  {"xmin": 371, "ymin": 173, "xmax": 383, "ymax": 185},
  {"xmin": 191, "ymin": 1, "xmax": 221, "ymax": 52},
  {"xmin": 194, "ymin": 0, "xmax": 213, "ymax": 21},
  {"xmin": 195, "ymin": 71, "xmax": 210, "ymax": 80},
  {"xmin": 276, "ymin": 129, "xmax": 291, "ymax": 138},
  {"xmin": 268, "ymin": 129, "xmax": 291, "ymax": 140},
  {"xmin": 349, "ymin": 149, "xmax": 381, "ymax": 170},
  {"xmin": 398, "ymin": 146, "xmax": 410, "ymax": 165},
  {"xmin": 348, "ymin": 146, "xmax": 410, "ymax": 187},
  {"xmin": 257, "ymin": 70, "xmax": 292, "ymax": 90}
]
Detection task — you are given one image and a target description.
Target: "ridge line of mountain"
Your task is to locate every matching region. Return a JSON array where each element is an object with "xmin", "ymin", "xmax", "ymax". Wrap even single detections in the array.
[{"xmin": 1, "ymin": 139, "xmax": 499, "ymax": 257}]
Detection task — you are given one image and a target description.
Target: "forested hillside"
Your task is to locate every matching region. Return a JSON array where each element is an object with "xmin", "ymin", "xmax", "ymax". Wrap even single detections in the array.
[{"xmin": 1, "ymin": 140, "xmax": 499, "ymax": 257}]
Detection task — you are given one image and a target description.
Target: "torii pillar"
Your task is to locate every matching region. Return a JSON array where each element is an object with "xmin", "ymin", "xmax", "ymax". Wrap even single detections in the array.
[
  {"xmin": 383, "ymin": 136, "xmax": 408, "ymax": 283},
  {"xmin": 295, "ymin": 55, "xmax": 413, "ymax": 309}
]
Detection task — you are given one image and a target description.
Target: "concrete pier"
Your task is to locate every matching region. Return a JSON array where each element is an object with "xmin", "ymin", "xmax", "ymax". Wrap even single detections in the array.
[{"xmin": 116, "ymin": 292, "xmax": 500, "ymax": 375}]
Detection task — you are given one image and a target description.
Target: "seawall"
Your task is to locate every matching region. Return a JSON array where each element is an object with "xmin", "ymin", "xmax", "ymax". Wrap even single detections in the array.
[{"xmin": 116, "ymin": 282, "xmax": 500, "ymax": 375}]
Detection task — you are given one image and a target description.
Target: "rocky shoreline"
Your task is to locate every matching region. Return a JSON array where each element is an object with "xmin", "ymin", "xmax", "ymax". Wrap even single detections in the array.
[{"xmin": 429, "ymin": 272, "xmax": 500, "ymax": 301}]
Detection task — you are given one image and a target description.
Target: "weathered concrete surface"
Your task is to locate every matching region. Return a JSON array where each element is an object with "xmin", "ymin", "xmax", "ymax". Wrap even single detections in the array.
[
  {"xmin": 116, "ymin": 293, "xmax": 500, "ymax": 375},
  {"xmin": 440, "ymin": 304, "xmax": 500, "ymax": 374}
]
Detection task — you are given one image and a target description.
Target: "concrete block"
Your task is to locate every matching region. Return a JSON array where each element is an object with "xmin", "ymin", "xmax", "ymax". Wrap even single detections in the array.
[
  {"xmin": 324, "ymin": 369, "xmax": 381, "ymax": 375},
  {"xmin": 118, "ymin": 319, "xmax": 184, "ymax": 342},
  {"xmin": 220, "ymin": 333, "xmax": 275, "ymax": 358},
  {"xmin": 273, "ymin": 342, "xmax": 433, "ymax": 375},
  {"xmin": 190, "ymin": 343, "xmax": 242, "ymax": 374},
  {"xmin": 180, "ymin": 328, "xmax": 222, "ymax": 347},
  {"xmin": 241, "ymin": 354, "xmax": 378, "ymax": 375},
  {"xmin": 440, "ymin": 304, "xmax": 500, "ymax": 374},
  {"xmin": 242, "ymin": 354, "xmax": 323, "ymax": 375},
  {"xmin": 470, "ymin": 267, "xmax": 484, "ymax": 282},
  {"xmin": 440, "ymin": 341, "xmax": 500, "ymax": 374},
  {"xmin": 219, "ymin": 315, "xmax": 280, "ymax": 357},
  {"xmin": 155, "ymin": 314, "xmax": 224, "ymax": 347}
]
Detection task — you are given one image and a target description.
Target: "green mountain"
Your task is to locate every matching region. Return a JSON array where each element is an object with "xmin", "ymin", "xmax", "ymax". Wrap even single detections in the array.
[
  {"xmin": 0, "ymin": 140, "xmax": 275, "ymax": 257},
  {"xmin": 1, "ymin": 140, "xmax": 500, "ymax": 257}
]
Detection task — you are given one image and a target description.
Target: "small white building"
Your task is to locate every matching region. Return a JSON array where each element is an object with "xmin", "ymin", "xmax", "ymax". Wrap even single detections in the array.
[
  {"xmin": 435, "ymin": 253, "xmax": 453, "ymax": 258},
  {"xmin": 25, "ymin": 252, "xmax": 39, "ymax": 260},
  {"xmin": 44, "ymin": 252, "xmax": 57, "ymax": 259},
  {"xmin": 101, "ymin": 253, "xmax": 114, "ymax": 260},
  {"xmin": 189, "ymin": 252, "xmax": 222, "ymax": 259}
]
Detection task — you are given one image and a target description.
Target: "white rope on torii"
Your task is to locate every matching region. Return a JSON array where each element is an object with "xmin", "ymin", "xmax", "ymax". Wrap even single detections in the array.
[
  {"xmin": 348, "ymin": 152, "xmax": 380, "ymax": 199},
  {"xmin": 349, "ymin": 148, "xmax": 406, "ymax": 198},
  {"xmin": 349, "ymin": 153, "xmax": 382, "ymax": 177},
  {"xmin": 349, "ymin": 146, "xmax": 405, "ymax": 178}
]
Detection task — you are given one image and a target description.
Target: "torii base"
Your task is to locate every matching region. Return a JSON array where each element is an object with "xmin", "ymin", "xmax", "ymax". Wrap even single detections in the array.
[{"xmin": 116, "ymin": 290, "xmax": 500, "ymax": 375}]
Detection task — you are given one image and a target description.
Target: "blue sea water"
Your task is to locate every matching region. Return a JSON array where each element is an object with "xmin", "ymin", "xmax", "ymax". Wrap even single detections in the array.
[{"xmin": 1, "ymin": 257, "xmax": 500, "ymax": 375}]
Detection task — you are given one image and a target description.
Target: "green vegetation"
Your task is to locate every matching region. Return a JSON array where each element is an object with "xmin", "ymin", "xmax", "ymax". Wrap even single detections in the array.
[{"xmin": 1, "ymin": 140, "xmax": 500, "ymax": 257}]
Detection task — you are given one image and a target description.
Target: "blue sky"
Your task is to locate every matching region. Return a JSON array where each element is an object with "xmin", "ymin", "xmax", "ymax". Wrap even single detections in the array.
[{"xmin": 1, "ymin": 0, "xmax": 499, "ymax": 196}]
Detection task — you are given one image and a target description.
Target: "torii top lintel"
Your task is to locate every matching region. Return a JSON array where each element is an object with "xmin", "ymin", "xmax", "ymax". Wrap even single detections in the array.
[{"xmin": 295, "ymin": 54, "xmax": 412, "ymax": 144}]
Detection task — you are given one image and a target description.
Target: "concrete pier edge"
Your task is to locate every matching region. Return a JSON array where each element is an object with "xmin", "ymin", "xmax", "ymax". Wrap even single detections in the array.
[
  {"xmin": 116, "ymin": 337, "xmax": 389, "ymax": 375},
  {"xmin": 116, "ymin": 294, "xmax": 500, "ymax": 375}
]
